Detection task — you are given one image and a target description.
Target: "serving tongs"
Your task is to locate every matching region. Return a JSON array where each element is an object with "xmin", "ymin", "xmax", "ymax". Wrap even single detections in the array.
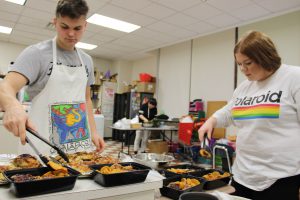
[
  {"xmin": 199, "ymin": 133, "xmax": 212, "ymax": 159},
  {"xmin": 25, "ymin": 136, "xmax": 51, "ymax": 167},
  {"xmin": 26, "ymin": 127, "xmax": 69, "ymax": 163}
]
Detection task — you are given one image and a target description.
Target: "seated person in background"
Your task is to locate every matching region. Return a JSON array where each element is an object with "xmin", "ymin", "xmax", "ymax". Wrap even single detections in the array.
[{"xmin": 134, "ymin": 98, "xmax": 157, "ymax": 154}]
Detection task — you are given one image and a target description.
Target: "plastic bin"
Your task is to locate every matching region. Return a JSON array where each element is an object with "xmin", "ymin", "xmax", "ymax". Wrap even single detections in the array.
[
  {"xmin": 178, "ymin": 123, "xmax": 194, "ymax": 145},
  {"xmin": 139, "ymin": 73, "xmax": 152, "ymax": 82}
]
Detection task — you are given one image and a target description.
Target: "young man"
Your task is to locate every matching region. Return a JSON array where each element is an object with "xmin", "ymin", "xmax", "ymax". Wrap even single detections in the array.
[{"xmin": 0, "ymin": 0, "xmax": 105, "ymax": 155}]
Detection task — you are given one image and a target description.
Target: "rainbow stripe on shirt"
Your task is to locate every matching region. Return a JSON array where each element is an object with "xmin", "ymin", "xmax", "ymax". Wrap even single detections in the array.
[{"xmin": 232, "ymin": 104, "xmax": 280, "ymax": 120}]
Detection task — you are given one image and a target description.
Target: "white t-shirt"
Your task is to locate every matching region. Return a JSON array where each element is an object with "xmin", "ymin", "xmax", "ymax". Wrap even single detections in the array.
[{"xmin": 213, "ymin": 64, "xmax": 300, "ymax": 191}]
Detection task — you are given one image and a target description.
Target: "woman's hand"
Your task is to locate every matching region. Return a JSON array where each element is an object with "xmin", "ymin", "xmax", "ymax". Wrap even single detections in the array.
[
  {"xmin": 92, "ymin": 133, "xmax": 105, "ymax": 152},
  {"xmin": 198, "ymin": 117, "xmax": 217, "ymax": 142}
]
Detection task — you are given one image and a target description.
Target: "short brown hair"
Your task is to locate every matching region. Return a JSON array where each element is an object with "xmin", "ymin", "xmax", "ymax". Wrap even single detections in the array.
[
  {"xmin": 56, "ymin": 0, "xmax": 89, "ymax": 19},
  {"xmin": 234, "ymin": 31, "xmax": 281, "ymax": 72}
]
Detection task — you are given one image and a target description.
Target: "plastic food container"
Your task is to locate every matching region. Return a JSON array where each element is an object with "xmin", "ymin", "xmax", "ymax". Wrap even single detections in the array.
[
  {"xmin": 90, "ymin": 162, "xmax": 150, "ymax": 187},
  {"xmin": 179, "ymin": 192, "xmax": 218, "ymax": 200},
  {"xmin": 163, "ymin": 164, "xmax": 205, "ymax": 178},
  {"xmin": 192, "ymin": 169, "xmax": 232, "ymax": 190},
  {"xmin": 4, "ymin": 167, "xmax": 79, "ymax": 197},
  {"xmin": 160, "ymin": 175, "xmax": 205, "ymax": 200}
]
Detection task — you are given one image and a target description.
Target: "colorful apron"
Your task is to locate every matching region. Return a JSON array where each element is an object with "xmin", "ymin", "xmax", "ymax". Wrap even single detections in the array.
[{"xmin": 18, "ymin": 38, "xmax": 93, "ymax": 155}]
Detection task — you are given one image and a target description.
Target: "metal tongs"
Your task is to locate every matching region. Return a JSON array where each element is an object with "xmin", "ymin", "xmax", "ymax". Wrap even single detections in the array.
[
  {"xmin": 200, "ymin": 133, "xmax": 212, "ymax": 158},
  {"xmin": 26, "ymin": 127, "xmax": 69, "ymax": 163},
  {"xmin": 25, "ymin": 136, "xmax": 51, "ymax": 167}
]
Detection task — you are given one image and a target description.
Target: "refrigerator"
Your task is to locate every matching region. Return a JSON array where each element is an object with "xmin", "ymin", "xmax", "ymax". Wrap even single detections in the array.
[
  {"xmin": 112, "ymin": 91, "xmax": 153, "ymax": 143},
  {"xmin": 99, "ymin": 81, "xmax": 117, "ymax": 138}
]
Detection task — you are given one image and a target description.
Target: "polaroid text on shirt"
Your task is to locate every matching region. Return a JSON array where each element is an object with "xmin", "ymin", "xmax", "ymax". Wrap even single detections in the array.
[{"xmin": 235, "ymin": 90, "xmax": 282, "ymax": 106}]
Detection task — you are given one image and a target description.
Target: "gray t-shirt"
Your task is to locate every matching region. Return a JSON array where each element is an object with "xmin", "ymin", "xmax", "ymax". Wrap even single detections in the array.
[{"xmin": 9, "ymin": 39, "xmax": 95, "ymax": 100}]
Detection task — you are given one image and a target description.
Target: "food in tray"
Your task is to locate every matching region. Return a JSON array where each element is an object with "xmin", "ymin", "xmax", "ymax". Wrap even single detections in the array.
[
  {"xmin": 167, "ymin": 168, "xmax": 195, "ymax": 174},
  {"xmin": 202, "ymin": 171, "xmax": 231, "ymax": 181},
  {"xmin": 97, "ymin": 164, "xmax": 134, "ymax": 174},
  {"xmin": 47, "ymin": 161, "xmax": 68, "ymax": 173},
  {"xmin": 10, "ymin": 169, "xmax": 69, "ymax": 182},
  {"xmin": 12, "ymin": 154, "xmax": 42, "ymax": 168},
  {"xmin": 199, "ymin": 149, "xmax": 212, "ymax": 158},
  {"xmin": 68, "ymin": 161, "xmax": 93, "ymax": 174},
  {"xmin": 0, "ymin": 165, "xmax": 18, "ymax": 183},
  {"xmin": 55, "ymin": 151, "xmax": 119, "ymax": 165},
  {"xmin": 167, "ymin": 178, "xmax": 200, "ymax": 190}
]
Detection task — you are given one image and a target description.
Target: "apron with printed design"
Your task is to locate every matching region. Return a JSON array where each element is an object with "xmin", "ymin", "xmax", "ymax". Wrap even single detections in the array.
[{"xmin": 18, "ymin": 38, "xmax": 93, "ymax": 155}]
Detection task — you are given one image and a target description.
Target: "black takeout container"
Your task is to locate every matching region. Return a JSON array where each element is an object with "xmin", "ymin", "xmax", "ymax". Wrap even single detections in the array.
[
  {"xmin": 4, "ymin": 167, "xmax": 79, "ymax": 197},
  {"xmin": 192, "ymin": 169, "xmax": 232, "ymax": 190},
  {"xmin": 163, "ymin": 164, "xmax": 204, "ymax": 178},
  {"xmin": 90, "ymin": 162, "xmax": 150, "ymax": 187},
  {"xmin": 160, "ymin": 175, "xmax": 205, "ymax": 200}
]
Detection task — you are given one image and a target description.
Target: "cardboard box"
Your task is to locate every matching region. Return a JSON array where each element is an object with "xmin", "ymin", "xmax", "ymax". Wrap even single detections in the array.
[
  {"xmin": 147, "ymin": 140, "xmax": 168, "ymax": 153},
  {"xmin": 136, "ymin": 82, "xmax": 156, "ymax": 93}
]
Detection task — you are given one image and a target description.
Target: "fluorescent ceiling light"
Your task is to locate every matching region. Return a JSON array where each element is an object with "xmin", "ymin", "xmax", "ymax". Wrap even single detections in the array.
[
  {"xmin": 0, "ymin": 25, "xmax": 12, "ymax": 34},
  {"xmin": 75, "ymin": 42, "xmax": 97, "ymax": 50},
  {"xmin": 5, "ymin": 0, "xmax": 26, "ymax": 5},
  {"xmin": 87, "ymin": 14, "xmax": 141, "ymax": 33}
]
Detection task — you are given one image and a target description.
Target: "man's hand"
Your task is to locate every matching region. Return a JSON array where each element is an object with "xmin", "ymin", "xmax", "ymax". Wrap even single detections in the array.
[
  {"xmin": 92, "ymin": 133, "xmax": 105, "ymax": 152},
  {"xmin": 3, "ymin": 105, "xmax": 36, "ymax": 145}
]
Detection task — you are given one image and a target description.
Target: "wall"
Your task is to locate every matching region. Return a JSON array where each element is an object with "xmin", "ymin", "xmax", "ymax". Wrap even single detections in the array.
[
  {"xmin": 237, "ymin": 10, "xmax": 300, "ymax": 84},
  {"xmin": 131, "ymin": 54, "xmax": 158, "ymax": 81},
  {"xmin": 158, "ymin": 41, "xmax": 192, "ymax": 118},
  {"xmin": 191, "ymin": 29, "xmax": 235, "ymax": 103},
  {"xmin": 0, "ymin": 41, "xmax": 26, "ymax": 74}
]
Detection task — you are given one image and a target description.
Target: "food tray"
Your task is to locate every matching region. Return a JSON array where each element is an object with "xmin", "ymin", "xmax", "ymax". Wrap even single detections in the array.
[
  {"xmin": 90, "ymin": 162, "xmax": 150, "ymax": 187},
  {"xmin": 4, "ymin": 167, "xmax": 79, "ymax": 197},
  {"xmin": 163, "ymin": 164, "xmax": 205, "ymax": 178},
  {"xmin": 160, "ymin": 175, "xmax": 205, "ymax": 200},
  {"xmin": 192, "ymin": 169, "xmax": 232, "ymax": 190}
]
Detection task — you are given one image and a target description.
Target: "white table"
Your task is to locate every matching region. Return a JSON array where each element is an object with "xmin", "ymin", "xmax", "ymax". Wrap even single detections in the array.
[
  {"xmin": 109, "ymin": 126, "xmax": 178, "ymax": 156},
  {"xmin": 0, "ymin": 170, "xmax": 163, "ymax": 200}
]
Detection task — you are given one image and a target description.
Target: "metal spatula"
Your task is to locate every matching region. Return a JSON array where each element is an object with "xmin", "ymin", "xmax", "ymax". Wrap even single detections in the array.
[{"xmin": 26, "ymin": 127, "xmax": 69, "ymax": 163}]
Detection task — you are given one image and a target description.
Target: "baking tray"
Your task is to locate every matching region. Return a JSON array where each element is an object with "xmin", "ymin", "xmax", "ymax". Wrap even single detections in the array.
[
  {"xmin": 163, "ymin": 164, "xmax": 205, "ymax": 178},
  {"xmin": 192, "ymin": 169, "xmax": 232, "ymax": 190},
  {"xmin": 160, "ymin": 174, "xmax": 205, "ymax": 200},
  {"xmin": 4, "ymin": 167, "xmax": 79, "ymax": 197},
  {"xmin": 90, "ymin": 162, "xmax": 150, "ymax": 187}
]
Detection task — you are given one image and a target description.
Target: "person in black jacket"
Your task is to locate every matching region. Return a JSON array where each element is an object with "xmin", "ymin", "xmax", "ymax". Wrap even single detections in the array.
[{"xmin": 133, "ymin": 98, "xmax": 157, "ymax": 154}]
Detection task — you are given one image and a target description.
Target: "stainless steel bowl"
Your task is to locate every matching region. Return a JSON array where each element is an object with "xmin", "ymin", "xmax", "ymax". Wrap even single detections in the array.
[{"xmin": 132, "ymin": 153, "xmax": 174, "ymax": 169}]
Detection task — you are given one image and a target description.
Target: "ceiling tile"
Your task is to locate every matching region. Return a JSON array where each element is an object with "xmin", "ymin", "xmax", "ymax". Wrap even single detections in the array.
[
  {"xmin": 230, "ymin": 4, "xmax": 271, "ymax": 21},
  {"xmin": 121, "ymin": 13, "xmax": 156, "ymax": 26},
  {"xmin": 163, "ymin": 13, "xmax": 198, "ymax": 27},
  {"xmin": 146, "ymin": 21, "xmax": 178, "ymax": 33},
  {"xmin": 138, "ymin": 3, "xmax": 175, "ymax": 20},
  {"xmin": 110, "ymin": 0, "xmax": 152, "ymax": 12},
  {"xmin": 167, "ymin": 28, "xmax": 197, "ymax": 39},
  {"xmin": 18, "ymin": 15, "xmax": 49, "ymax": 28},
  {"xmin": 0, "ymin": 11, "xmax": 19, "ymax": 23},
  {"xmin": 151, "ymin": 0, "xmax": 201, "ymax": 11},
  {"xmin": 14, "ymin": 23, "xmax": 55, "ymax": 37},
  {"xmin": 22, "ymin": 7, "xmax": 53, "ymax": 21},
  {"xmin": 0, "ymin": 1, "xmax": 24, "ymax": 14},
  {"xmin": 183, "ymin": 3, "xmax": 222, "ymax": 20},
  {"xmin": 186, "ymin": 21, "xmax": 216, "ymax": 34},
  {"xmin": 208, "ymin": 0, "xmax": 252, "ymax": 12},
  {"xmin": 97, "ymin": 4, "xmax": 132, "ymax": 19},
  {"xmin": 26, "ymin": 0, "xmax": 56, "ymax": 14},
  {"xmin": 205, "ymin": 14, "xmax": 241, "ymax": 28},
  {"xmin": 254, "ymin": 0, "xmax": 300, "ymax": 12},
  {"xmin": 0, "ymin": 19, "xmax": 15, "ymax": 27}
]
